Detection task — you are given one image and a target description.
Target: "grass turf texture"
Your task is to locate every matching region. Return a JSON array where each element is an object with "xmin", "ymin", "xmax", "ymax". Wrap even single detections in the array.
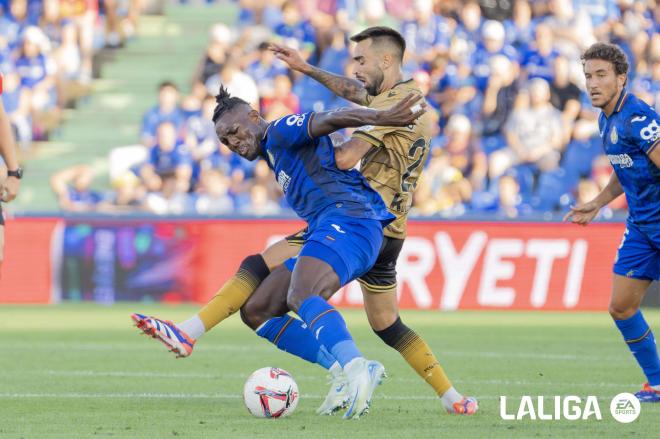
[{"xmin": 0, "ymin": 304, "xmax": 658, "ymax": 438}]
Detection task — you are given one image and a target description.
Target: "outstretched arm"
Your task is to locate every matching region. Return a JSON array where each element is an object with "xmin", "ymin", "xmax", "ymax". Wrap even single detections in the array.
[
  {"xmin": 270, "ymin": 43, "xmax": 369, "ymax": 106},
  {"xmin": 308, "ymin": 93, "xmax": 426, "ymax": 139},
  {"xmin": 563, "ymin": 172, "xmax": 624, "ymax": 225}
]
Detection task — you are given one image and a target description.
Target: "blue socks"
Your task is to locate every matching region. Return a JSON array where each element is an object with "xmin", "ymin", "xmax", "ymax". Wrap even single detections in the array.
[
  {"xmin": 256, "ymin": 315, "xmax": 336, "ymax": 369},
  {"xmin": 298, "ymin": 296, "xmax": 362, "ymax": 367},
  {"xmin": 615, "ymin": 310, "xmax": 660, "ymax": 386}
]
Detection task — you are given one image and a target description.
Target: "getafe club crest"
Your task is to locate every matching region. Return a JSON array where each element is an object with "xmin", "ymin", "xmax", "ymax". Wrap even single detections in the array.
[{"xmin": 610, "ymin": 126, "xmax": 618, "ymax": 144}]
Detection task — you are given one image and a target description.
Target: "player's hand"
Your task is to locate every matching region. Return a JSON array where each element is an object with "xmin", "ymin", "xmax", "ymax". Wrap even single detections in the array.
[
  {"xmin": 269, "ymin": 43, "xmax": 307, "ymax": 72},
  {"xmin": 563, "ymin": 201, "xmax": 600, "ymax": 226},
  {"xmin": 1, "ymin": 176, "xmax": 20, "ymax": 202},
  {"xmin": 378, "ymin": 93, "xmax": 427, "ymax": 127}
]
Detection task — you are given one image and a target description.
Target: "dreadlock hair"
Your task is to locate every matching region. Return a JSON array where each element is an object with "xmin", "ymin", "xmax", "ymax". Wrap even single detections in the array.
[{"xmin": 212, "ymin": 85, "xmax": 249, "ymax": 124}]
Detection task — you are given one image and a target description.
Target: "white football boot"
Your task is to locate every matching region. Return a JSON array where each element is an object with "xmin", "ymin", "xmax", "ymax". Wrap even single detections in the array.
[
  {"xmin": 316, "ymin": 370, "xmax": 350, "ymax": 415},
  {"xmin": 342, "ymin": 358, "xmax": 386, "ymax": 420}
]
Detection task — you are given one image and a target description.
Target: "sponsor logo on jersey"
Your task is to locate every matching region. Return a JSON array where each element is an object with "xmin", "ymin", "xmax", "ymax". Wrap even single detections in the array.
[
  {"xmin": 277, "ymin": 170, "xmax": 291, "ymax": 193},
  {"xmin": 639, "ymin": 119, "xmax": 659, "ymax": 142},
  {"xmin": 607, "ymin": 153, "xmax": 633, "ymax": 168}
]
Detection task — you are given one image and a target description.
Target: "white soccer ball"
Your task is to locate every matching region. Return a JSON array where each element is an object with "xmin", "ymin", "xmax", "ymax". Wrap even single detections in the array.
[{"xmin": 243, "ymin": 367, "xmax": 299, "ymax": 418}]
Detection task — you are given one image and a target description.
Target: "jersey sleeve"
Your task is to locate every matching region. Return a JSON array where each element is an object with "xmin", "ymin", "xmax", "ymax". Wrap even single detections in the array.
[
  {"xmin": 269, "ymin": 112, "xmax": 314, "ymax": 149},
  {"xmin": 629, "ymin": 105, "xmax": 660, "ymax": 155}
]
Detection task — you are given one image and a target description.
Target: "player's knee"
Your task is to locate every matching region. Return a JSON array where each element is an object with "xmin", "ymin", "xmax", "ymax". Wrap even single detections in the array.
[
  {"xmin": 238, "ymin": 254, "xmax": 270, "ymax": 284},
  {"xmin": 373, "ymin": 316, "xmax": 411, "ymax": 349},
  {"xmin": 368, "ymin": 308, "xmax": 399, "ymax": 332},
  {"xmin": 286, "ymin": 288, "xmax": 305, "ymax": 312},
  {"xmin": 608, "ymin": 301, "xmax": 638, "ymax": 320},
  {"xmin": 240, "ymin": 300, "xmax": 265, "ymax": 330}
]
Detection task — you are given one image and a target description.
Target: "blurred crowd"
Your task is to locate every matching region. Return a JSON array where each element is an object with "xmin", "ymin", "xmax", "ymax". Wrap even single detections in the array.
[
  {"xmin": 1, "ymin": 0, "xmax": 142, "ymax": 149},
  {"xmin": 53, "ymin": 0, "xmax": 659, "ymax": 218}
]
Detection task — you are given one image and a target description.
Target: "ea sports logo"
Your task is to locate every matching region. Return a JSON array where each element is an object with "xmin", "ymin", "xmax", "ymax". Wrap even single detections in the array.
[{"xmin": 610, "ymin": 393, "xmax": 640, "ymax": 423}]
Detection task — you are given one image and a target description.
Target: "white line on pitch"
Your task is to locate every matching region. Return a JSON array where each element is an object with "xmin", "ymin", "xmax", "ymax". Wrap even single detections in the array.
[
  {"xmin": 0, "ymin": 342, "xmax": 627, "ymax": 362},
  {"xmin": 6, "ymin": 370, "xmax": 640, "ymax": 390},
  {"xmin": 0, "ymin": 392, "xmax": 632, "ymax": 402},
  {"xmin": 0, "ymin": 392, "xmax": 499, "ymax": 401}
]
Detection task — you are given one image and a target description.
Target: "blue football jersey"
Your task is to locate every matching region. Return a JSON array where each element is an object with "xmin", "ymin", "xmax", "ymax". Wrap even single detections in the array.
[
  {"xmin": 260, "ymin": 112, "xmax": 395, "ymax": 227},
  {"xmin": 598, "ymin": 92, "xmax": 660, "ymax": 226}
]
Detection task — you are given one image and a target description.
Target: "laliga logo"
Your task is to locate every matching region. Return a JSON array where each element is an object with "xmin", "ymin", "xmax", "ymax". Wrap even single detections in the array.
[
  {"xmin": 500, "ymin": 393, "xmax": 641, "ymax": 422},
  {"xmin": 500, "ymin": 396, "xmax": 602, "ymax": 421}
]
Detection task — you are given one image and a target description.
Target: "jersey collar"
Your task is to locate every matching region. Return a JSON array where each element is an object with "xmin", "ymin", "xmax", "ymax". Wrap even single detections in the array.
[{"xmin": 612, "ymin": 90, "xmax": 628, "ymax": 115}]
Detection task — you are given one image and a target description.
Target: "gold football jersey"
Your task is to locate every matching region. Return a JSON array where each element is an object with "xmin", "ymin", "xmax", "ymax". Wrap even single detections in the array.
[{"xmin": 352, "ymin": 80, "xmax": 431, "ymax": 239}]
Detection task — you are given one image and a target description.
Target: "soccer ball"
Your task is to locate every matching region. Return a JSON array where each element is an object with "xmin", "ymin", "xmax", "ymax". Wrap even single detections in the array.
[{"xmin": 243, "ymin": 367, "xmax": 299, "ymax": 418}]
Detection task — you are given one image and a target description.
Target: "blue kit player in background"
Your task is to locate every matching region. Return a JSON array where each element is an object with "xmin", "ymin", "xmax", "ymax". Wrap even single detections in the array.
[
  {"xmin": 565, "ymin": 43, "xmax": 660, "ymax": 402},
  {"xmin": 134, "ymin": 85, "xmax": 426, "ymax": 419}
]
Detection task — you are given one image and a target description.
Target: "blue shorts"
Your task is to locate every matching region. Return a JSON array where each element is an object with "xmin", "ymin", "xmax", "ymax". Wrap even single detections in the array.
[
  {"xmin": 613, "ymin": 220, "xmax": 660, "ymax": 281},
  {"xmin": 284, "ymin": 216, "xmax": 384, "ymax": 286}
]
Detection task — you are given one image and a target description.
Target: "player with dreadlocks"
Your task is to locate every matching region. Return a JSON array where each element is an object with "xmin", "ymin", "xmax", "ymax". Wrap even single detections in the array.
[{"xmin": 133, "ymin": 85, "xmax": 426, "ymax": 419}]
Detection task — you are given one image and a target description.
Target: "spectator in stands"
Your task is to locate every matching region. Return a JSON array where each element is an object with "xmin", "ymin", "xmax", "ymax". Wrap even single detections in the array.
[
  {"xmin": 435, "ymin": 38, "xmax": 480, "ymax": 123},
  {"xmin": 454, "ymin": 0, "xmax": 483, "ymax": 57},
  {"xmin": 185, "ymin": 94, "xmax": 219, "ymax": 162},
  {"xmin": 50, "ymin": 164, "xmax": 102, "ymax": 211},
  {"xmin": 5, "ymin": 0, "xmax": 34, "ymax": 46},
  {"xmin": 490, "ymin": 78, "xmax": 563, "ymax": 179},
  {"xmin": 261, "ymin": 74, "xmax": 299, "ymax": 119},
  {"xmin": 195, "ymin": 23, "xmax": 231, "ymax": 87},
  {"xmin": 504, "ymin": 0, "xmax": 535, "ymax": 52},
  {"xmin": 140, "ymin": 122, "xmax": 192, "ymax": 193},
  {"xmin": 194, "ymin": 169, "xmax": 233, "ymax": 215},
  {"xmin": 16, "ymin": 27, "xmax": 58, "ymax": 115},
  {"xmin": 417, "ymin": 148, "xmax": 470, "ymax": 217},
  {"xmin": 549, "ymin": 55, "xmax": 581, "ymax": 143},
  {"xmin": 40, "ymin": 0, "xmax": 65, "ymax": 45},
  {"xmin": 98, "ymin": 171, "xmax": 145, "ymax": 212},
  {"xmin": 0, "ymin": 68, "xmax": 32, "ymax": 149},
  {"xmin": 141, "ymin": 81, "xmax": 185, "ymax": 147},
  {"xmin": 573, "ymin": 0, "xmax": 618, "ymax": 40},
  {"xmin": 496, "ymin": 173, "xmax": 523, "ymax": 218},
  {"xmin": 274, "ymin": 1, "xmax": 315, "ymax": 58},
  {"xmin": 400, "ymin": 0, "xmax": 452, "ymax": 67},
  {"xmin": 246, "ymin": 42, "xmax": 287, "ymax": 99},
  {"xmin": 204, "ymin": 59, "xmax": 259, "ymax": 109},
  {"xmin": 481, "ymin": 55, "xmax": 519, "ymax": 154},
  {"xmin": 143, "ymin": 171, "xmax": 191, "ymax": 215},
  {"xmin": 470, "ymin": 20, "xmax": 517, "ymax": 92},
  {"xmin": 442, "ymin": 114, "xmax": 487, "ymax": 192},
  {"xmin": 544, "ymin": 0, "xmax": 595, "ymax": 57},
  {"xmin": 521, "ymin": 23, "xmax": 559, "ymax": 83},
  {"xmin": 239, "ymin": 183, "xmax": 281, "ymax": 216}
]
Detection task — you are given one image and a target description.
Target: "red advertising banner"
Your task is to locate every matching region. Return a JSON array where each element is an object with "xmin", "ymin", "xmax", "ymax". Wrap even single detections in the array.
[
  {"xmin": 0, "ymin": 217, "xmax": 625, "ymax": 310},
  {"xmin": 0, "ymin": 218, "xmax": 59, "ymax": 303},
  {"xmin": 194, "ymin": 220, "xmax": 625, "ymax": 311}
]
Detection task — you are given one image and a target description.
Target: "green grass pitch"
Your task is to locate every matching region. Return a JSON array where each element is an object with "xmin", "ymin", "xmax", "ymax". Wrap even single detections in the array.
[{"xmin": 1, "ymin": 304, "xmax": 658, "ymax": 438}]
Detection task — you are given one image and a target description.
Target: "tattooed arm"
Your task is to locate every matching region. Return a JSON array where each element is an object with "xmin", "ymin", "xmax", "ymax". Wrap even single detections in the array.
[{"xmin": 270, "ymin": 43, "xmax": 369, "ymax": 106}]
